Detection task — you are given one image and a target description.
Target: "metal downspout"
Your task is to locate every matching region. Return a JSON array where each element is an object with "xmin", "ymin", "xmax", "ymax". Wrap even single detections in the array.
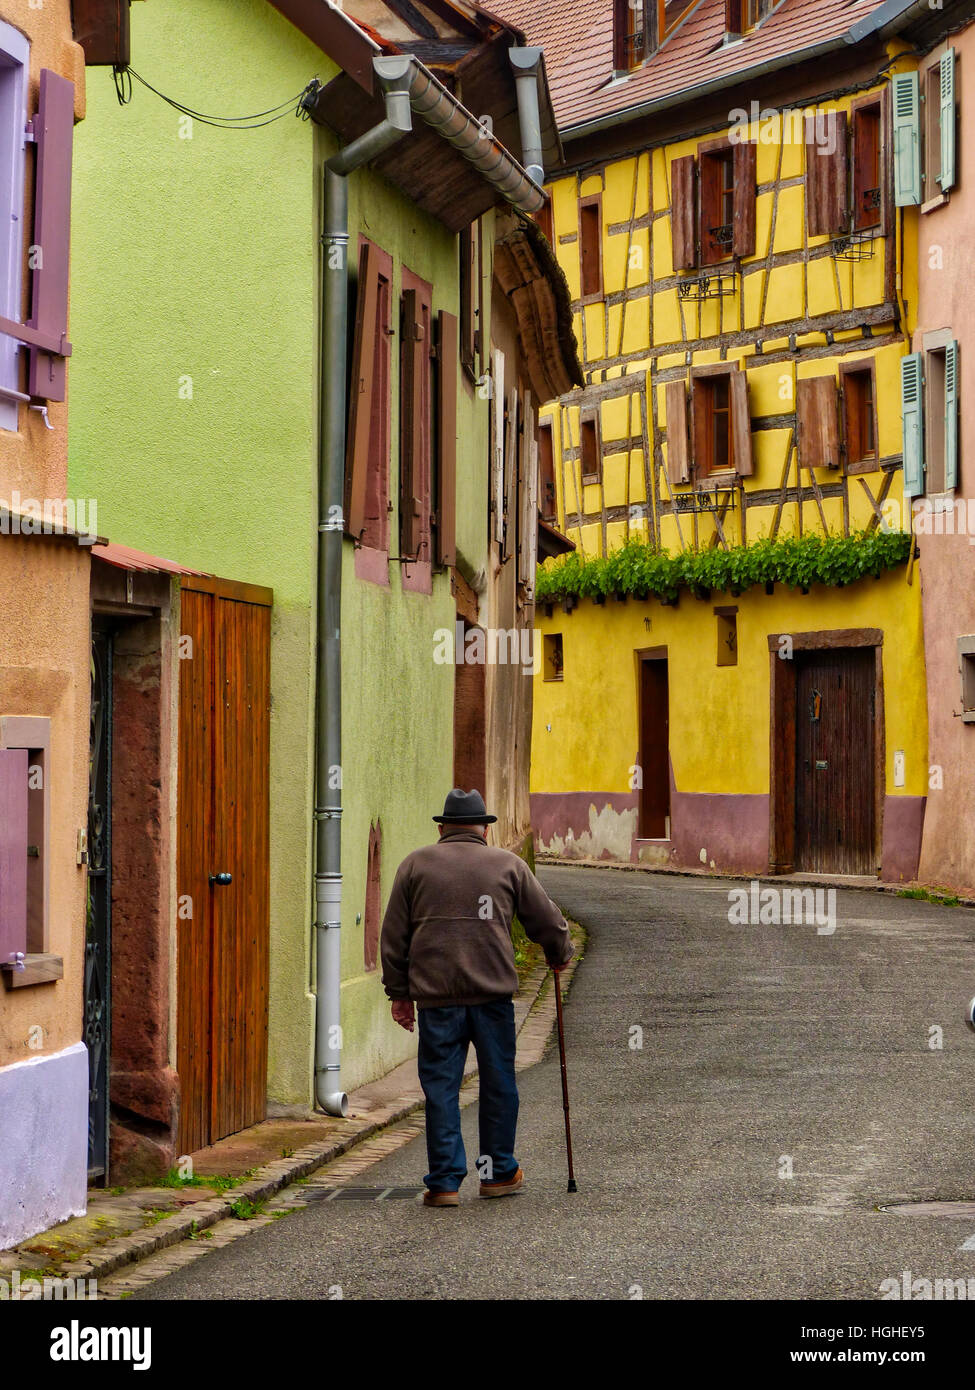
[
  {"xmin": 314, "ymin": 74, "xmax": 412, "ymax": 1118},
  {"xmin": 509, "ymin": 48, "xmax": 545, "ymax": 186}
]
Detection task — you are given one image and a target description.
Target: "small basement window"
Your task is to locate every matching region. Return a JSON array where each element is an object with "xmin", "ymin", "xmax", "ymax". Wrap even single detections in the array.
[{"xmin": 544, "ymin": 633, "xmax": 564, "ymax": 682}]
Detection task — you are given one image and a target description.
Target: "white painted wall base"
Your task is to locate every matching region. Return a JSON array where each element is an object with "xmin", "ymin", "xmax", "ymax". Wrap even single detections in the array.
[{"xmin": 0, "ymin": 1041, "xmax": 88, "ymax": 1250}]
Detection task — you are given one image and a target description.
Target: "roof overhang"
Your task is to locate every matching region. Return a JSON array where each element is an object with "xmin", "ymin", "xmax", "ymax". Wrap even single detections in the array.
[
  {"xmin": 537, "ymin": 516, "xmax": 576, "ymax": 560},
  {"xmin": 493, "ymin": 209, "xmax": 583, "ymax": 402}
]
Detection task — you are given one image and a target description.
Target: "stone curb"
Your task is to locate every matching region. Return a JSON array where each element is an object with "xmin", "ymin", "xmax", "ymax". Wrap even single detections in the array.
[
  {"xmin": 538, "ymin": 856, "xmax": 975, "ymax": 909},
  {"xmin": 66, "ymin": 926, "xmax": 585, "ymax": 1284}
]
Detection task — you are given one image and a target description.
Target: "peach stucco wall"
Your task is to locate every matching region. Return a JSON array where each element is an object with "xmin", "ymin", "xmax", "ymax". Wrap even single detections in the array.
[
  {"xmin": 0, "ymin": 0, "xmax": 90, "ymax": 1072},
  {"xmin": 914, "ymin": 24, "xmax": 975, "ymax": 893}
]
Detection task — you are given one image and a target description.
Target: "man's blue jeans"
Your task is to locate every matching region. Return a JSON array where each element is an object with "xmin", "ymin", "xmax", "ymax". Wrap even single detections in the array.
[{"xmin": 417, "ymin": 998, "xmax": 519, "ymax": 1193}]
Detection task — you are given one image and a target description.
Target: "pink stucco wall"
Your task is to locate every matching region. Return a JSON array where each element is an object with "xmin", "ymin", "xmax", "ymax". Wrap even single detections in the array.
[{"xmin": 914, "ymin": 24, "xmax": 975, "ymax": 894}]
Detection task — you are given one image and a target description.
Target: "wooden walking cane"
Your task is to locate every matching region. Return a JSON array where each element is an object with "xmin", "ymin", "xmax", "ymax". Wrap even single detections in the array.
[{"xmin": 553, "ymin": 967, "xmax": 577, "ymax": 1193}]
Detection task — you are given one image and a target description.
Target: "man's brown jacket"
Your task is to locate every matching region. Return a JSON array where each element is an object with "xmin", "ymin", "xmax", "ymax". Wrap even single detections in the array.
[{"xmin": 380, "ymin": 826, "xmax": 574, "ymax": 1008}]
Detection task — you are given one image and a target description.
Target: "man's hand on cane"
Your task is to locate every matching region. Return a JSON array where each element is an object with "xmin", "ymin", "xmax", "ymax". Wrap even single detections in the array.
[{"xmin": 391, "ymin": 998, "xmax": 415, "ymax": 1033}]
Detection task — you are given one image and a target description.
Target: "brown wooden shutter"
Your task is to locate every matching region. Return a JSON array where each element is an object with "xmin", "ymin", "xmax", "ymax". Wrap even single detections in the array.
[
  {"xmin": 671, "ymin": 155, "xmax": 696, "ymax": 269},
  {"xmin": 28, "ymin": 71, "xmax": 75, "ymax": 402},
  {"xmin": 796, "ymin": 376, "xmax": 840, "ymax": 469},
  {"xmin": 732, "ymin": 140, "xmax": 756, "ymax": 258},
  {"xmin": 435, "ymin": 310, "xmax": 457, "ymax": 567},
  {"xmin": 730, "ymin": 370, "xmax": 753, "ymax": 476},
  {"xmin": 665, "ymin": 380, "xmax": 691, "ymax": 484},
  {"xmin": 805, "ymin": 111, "xmax": 848, "ymax": 237},
  {"xmin": 345, "ymin": 242, "xmax": 381, "ymax": 538},
  {"xmin": 400, "ymin": 289, "xmax": 425, "ymax": 557}
]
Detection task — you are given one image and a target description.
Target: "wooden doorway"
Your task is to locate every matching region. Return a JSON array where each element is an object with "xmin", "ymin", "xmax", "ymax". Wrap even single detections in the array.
[
  {"xmin": 794, "ymin": 648, "xmax": 876, "ymax": 874},
  {"xmin": 638, "ymin": 650, "xmax": 670, "ymax": 838},
  {"xmin": 177, "ymin": 577, "xmax": 272, "ymax": 1153}
]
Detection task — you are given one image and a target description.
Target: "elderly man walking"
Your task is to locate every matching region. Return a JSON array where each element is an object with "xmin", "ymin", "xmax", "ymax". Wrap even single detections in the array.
[{"xmin": 380, "ymin": 789, "xmax": 573, "ymax": 1207}]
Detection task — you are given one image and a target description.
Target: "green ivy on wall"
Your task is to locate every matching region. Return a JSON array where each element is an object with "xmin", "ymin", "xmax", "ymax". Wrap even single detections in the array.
[{"xmin": 535, "ymin": 531, "xmax": 913, "ymax": 606}]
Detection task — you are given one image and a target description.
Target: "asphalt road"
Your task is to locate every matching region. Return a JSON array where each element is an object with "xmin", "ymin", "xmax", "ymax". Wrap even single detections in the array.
[{"xmin": 137, "ymin": 867, "xmax": 975, "ymax": 1300}]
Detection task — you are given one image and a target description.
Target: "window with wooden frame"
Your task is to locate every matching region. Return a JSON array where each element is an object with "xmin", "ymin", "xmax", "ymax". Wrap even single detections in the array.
[
  {"xmin": 538, "ymin": 418, "xmax": 557, "ymax": 521},
  {"xmin": 892, "ymin": 55, "xmax": 955, "ymax": 210},
  {"xmin": 852, "ymin": 96, "xmax": 883, "ymax": 231},
  {"xmin": 804, "ymin": 110, "xmax": 849, "ymax": 238},
  {"xmin": 689, "ymin": 364, "xmax": 753, "ymax": 479},
  {"xmin": 715, "ymin": 607, "xmax": 738, "ymax": 666},
  {"xmin": 670, "ymin": 140, "xmax": 756, "ymax": 270},
  {"xmin": 923, "ymin": 52, "xmax": 957, "ymax": 205},
  {"xmin": 726, "ymin": 0, "xmax": 775, "ymax": 36},
  {"xmin": 579, "ymin": 410, "xmax": 602, "ymax": 485},
  {"xmin": 399, "ymin": 271, "xmax": 434, "ymax": 564},
  {"xmin": 613, "ymin": 0, "xmax": 647, "ymax": 72},
  {"xmin": 579, "ymin": 195, "xmax": 603, "ymax": 301},
  {"xmin": 345, "ymin": 239, "xmax": 393, "ymax": 556},
  {"xmin": 839, "ymin": 361, "xmax": 878, "ymax": 474},
  {"xmin": 543, "ymin": 633, "xmax": 564, "ymax": 682},
  {"xmin": 459, "ymin": 222, "xmax": 481, "ymax": 380}
]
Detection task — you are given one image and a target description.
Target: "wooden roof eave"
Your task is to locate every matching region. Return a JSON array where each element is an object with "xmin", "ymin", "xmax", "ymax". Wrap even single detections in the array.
[{"xmin": 494, "ymin": 214, "xmax": 583, "ymax": 403}]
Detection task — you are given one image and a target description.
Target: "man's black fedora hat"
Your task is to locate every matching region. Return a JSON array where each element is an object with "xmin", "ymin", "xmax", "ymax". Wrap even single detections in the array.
[{"xmin": 433, "ymin": 788, "xmax": 498, "ymax": 824}]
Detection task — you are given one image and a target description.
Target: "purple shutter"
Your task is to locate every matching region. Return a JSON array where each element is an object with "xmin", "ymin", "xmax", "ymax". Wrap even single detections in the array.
[
  {"xmin": 28, "ymin": 70, "xmax": 75, "ymax": 401},
  {"xmin": 0, "ymin": 748, "xmax": 28, "ymax": 967}
]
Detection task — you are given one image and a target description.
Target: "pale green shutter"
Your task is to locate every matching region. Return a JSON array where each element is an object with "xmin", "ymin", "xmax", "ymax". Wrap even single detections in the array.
[
  {"xmin": 945, "ymin": 340, "xmax": 959, "ymax": 490},
  {"xmin": 939, "ymin": 49, "xmax": 956, "ymax": 193},
  {"xmin": 892, "ymin": 72, "xmax": 921, "ymax": 206},
  {"xmin": 901, "ymin": 352, "xmax": 924, "ymax": 499}
]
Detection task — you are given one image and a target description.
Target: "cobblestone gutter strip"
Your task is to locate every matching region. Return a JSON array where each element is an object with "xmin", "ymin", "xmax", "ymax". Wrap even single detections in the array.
[
  {"xmin": 539, "ymin": 856, "xmax": 975, "ymax": 908},
  {"xmin": 63, "ymin": 924, "xmax": 584, "ymax": 1287}
]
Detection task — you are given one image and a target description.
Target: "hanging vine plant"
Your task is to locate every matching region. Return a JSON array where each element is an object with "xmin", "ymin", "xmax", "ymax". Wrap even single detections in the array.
[{"xmin": 535, "ymin": 530, "xmax": 913, "ymax": 606}]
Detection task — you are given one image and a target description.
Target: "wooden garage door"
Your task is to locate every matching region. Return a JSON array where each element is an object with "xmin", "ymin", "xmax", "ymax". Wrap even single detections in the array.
[
  {"xmin": 177, "ymin": 577, "xmax": 272, "ymax": 1154},
  {"xmin": 794, "ymin": 648, "xmax": 875, "ymax": 876}
]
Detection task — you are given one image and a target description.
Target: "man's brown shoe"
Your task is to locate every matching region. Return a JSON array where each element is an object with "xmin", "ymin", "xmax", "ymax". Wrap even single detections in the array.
[
  {"xmin": 479, "ymin": 1167, "xmax": 524, "ymax": 1199},
  {"xmin": 422, "ymin": 1190, "xmax": 459, "ymax": 1207}
]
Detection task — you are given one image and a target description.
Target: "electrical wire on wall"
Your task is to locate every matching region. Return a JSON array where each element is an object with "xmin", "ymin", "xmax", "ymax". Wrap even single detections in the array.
[{"xmin": 112, "ymin": 65, "xmax": 321, "ymax": 126}]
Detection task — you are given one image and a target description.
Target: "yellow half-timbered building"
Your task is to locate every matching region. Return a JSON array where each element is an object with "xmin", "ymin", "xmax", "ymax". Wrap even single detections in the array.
[{"xmin": 497, "ymin": 0, "xmax": 963, "ymax": 878}]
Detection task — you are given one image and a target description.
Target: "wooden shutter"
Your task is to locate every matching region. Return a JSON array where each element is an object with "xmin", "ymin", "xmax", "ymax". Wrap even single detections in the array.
[
  {"xmin": 940, "ymin": 49, "xmax": 956, "ymax": 194},
  {"xmin": 28, "ymin": 71, "xmax": 75, "ymax": 401},
  {"xmin": 492, "ymin": 348, "xmax": 505, "ymax": 544},
  {"xmin": 730, "ymin": 370, "xmax": 753, "ymax": 476},
  {"xmin": 400, "ymin": 288, "xmax": 425, "ymax": 557},
  {"xmin": 671, "ymin": 155, "xmax": 696, "ymax": 269},
  {"xmin": 901, "ymin": 352, "xmax": 924, "ymax": 499},
  {"xmin": 0, "ymin": 748, "xmax": 28, "ymax": 968},
  {"xmin": 435, "ymin": 310, "xmax": 457, "ymax": 566},
  {"xmin": 805, "ymin": 111, "xmax": 848, "ymax": 236},
  {"xmin": 345, "ymin": 242, "xmax": 381, "ymax": 538},
  {"xmin": 732, "ymin": 140, "xmax": 756, "ymax": 258},
  {"xmin": 797, "ymin": 376, "xmax": 840, "ymax": 470},
  {"xmin": 945, "ymin": 339, "xmax": 959, "ymax": 491},
  {"xmin": 891, "ymin": 73, "xmax": 921, "ymax": 207},
  {"xmin": 503, "ymin": 385, "xmax": 519, "ymax": 559},
  {"xmin": 665, "ymin": 380, "xmax": 691, "ymax": 483},
  {"xmin": 459, "ymin": 226, "xmax": 478, "ymax": 376}
]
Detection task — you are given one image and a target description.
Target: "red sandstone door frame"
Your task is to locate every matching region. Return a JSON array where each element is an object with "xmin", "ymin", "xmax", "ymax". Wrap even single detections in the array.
[
  {"xmin": 636, "ymin": 647, "xmax": 670, "ymax": 840},
  {"xmin": 768, "ymin": 629, "xmax": 884, "ymax": 875}
]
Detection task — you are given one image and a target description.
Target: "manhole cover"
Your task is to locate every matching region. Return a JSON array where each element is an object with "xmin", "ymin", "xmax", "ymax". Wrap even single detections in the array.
[
  {"xmin": 300, "ymin": 1186, "xmax": 424, "ymax": 1203},
  {"xmin": 881, "ymin": 1201, "xmax": 975, "ymax": 1217}
]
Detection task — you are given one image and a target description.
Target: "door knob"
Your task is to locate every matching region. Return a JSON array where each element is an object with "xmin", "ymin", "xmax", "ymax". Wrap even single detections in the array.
[{"xmin": 209, "ymin": 872, "xmax": 232, "ymax": 886}]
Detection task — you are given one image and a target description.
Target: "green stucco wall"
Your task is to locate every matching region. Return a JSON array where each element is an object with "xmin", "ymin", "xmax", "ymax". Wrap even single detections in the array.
[{"xmin": 70, "ymin": 0, "xmax": 495, "ymax": 1108}]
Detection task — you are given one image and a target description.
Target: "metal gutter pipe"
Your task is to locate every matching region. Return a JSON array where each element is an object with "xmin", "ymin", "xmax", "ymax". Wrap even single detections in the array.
[
  {"xmin": 373, "ymin": 55, "xmax": 546, "ymax": 213},
  {"xmin": 509, "ymin": 47, "xmax": 546, "ymax": 185},
  {"xmin": 314, "ymin": 69, "xmax": 412, "ymax": 1118}
]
